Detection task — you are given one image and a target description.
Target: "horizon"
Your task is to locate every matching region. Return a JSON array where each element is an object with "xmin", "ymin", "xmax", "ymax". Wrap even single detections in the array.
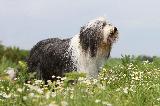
[{"xmin": 0, "ymin": 0, "xmax": 160, "ymax": 57}]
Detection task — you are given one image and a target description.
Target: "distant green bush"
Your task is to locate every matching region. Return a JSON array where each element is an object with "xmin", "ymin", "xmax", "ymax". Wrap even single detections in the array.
[{"xmin": 0, "ymin": 43, "xmax": 29, "ymax": 63}]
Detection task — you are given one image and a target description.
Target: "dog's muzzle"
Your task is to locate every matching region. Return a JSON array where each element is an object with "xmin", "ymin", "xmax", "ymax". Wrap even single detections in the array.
[{"xmin": 107, "ymin": 27, "xmax": 118, "ymax": 44}]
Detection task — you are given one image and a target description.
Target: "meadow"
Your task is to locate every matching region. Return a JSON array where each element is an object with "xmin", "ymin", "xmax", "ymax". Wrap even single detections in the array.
[{"xmin": 0, "ymin": 44, "xmax": 160, "ymax": 106}]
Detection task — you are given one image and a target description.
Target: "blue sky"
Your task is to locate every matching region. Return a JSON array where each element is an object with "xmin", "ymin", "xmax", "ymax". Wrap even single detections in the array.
[{"xmin": 0, "ymin": 0, "xmax": 160, "ymax": 57}]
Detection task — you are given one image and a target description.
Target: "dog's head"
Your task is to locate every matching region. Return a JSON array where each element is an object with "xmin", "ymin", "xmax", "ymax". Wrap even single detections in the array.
[{"xmin": 79, "ymin": 17, "xmax": 118, "ymax": 57}]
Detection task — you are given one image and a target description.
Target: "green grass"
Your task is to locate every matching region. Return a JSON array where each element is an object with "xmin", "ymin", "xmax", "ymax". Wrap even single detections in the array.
[{"xmin": 0, "ymin": 56, "xmax": 160, "ymax": 106}]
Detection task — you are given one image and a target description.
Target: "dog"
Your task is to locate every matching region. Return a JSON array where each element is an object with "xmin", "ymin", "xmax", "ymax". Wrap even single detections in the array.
[{"xmin": 27, "ymin": 17, "xmax": 118, "ymax": 81}]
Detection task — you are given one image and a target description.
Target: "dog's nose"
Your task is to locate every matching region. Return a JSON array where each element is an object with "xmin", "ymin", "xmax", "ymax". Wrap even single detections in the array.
[{"xmin": 114, "ymin": 27, "xmax": 117, "ymax": 32}]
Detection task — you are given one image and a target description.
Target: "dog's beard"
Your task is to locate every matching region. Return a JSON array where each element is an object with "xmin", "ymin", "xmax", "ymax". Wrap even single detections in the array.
[
  {"xmin": 104, "ymin": 26, "xmax": 118, "ymax": 45},
  {"xmin": 107, "ymin": 32, "xmax": 118, "ymax": 44}
]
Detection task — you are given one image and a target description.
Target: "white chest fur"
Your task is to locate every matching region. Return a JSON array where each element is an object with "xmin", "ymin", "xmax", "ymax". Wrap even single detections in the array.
[{"xmin": 68, "ymin": 34, "xmax": 107, "ymax": 78}]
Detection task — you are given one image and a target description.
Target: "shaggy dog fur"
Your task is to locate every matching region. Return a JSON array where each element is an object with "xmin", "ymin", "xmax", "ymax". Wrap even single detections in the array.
[{"xmin": 27, "ymin": 17, "xmax": 118, "ymax": 81}]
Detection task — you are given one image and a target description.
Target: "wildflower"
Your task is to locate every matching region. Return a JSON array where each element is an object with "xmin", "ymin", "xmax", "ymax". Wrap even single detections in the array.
[
  {"xmin": 48, "ymin": 101, "xmax": 58, "ymax": 106},
  {"xmin": 102, "ymin": 68, "xmax": 107, "ymax": 71},
  {"xmin": 61, "ymin": 101, "xmax": 68, "ymax": 106},
  {"xmin": 123, "ymin": 87, "xmax": 129, "ymax": 94},
  {"xmin": 107, "ymin": 103, "xmax": 112, "ymax": 106},
  {"xmin": 29, "ymin": 93, "xmax": 35, "ymax": 97},
  {"xmin": 104, "ymin": 77, "xmax": 108, "ymax": 80},
  {"xmin": 4, "ymin": 94, "xmax": 11, "ymax": 98},
  {"xmin": 143, "ymin": 60, "xmax": 149, "ymax": 64},
  {"xmin": 17, "ymin": 88, "xmax": 23, "ymax": 93},
  {"xmin": 52, "ymin": 75, "xmax": 56, "ymax": 79},
  {"xmin": 95, "ymin": 99, "xmax": 101, "ymax": 103},
  {"xmin": 93, "ymin": 79, "xmax": 98, "ymax": 84},
  {"xmin": 70, "ymin": 94, "xmax": 74, "ymax": 99},
  {"xmin": 157, "ymin": 98, "xmax": 160, "ymax": 101},
  {"xmin": 35, "ymin": 80, "xmax": 43, "ymax": 85},
  {"xmin": 26, "ymin": 84, "xmax": 44, "ymax": 94},
  {"xmin": 23, "ymin": 96, "xmax": 27, "ymax": 100},
  {"xmin": 98, "ymin": 84, "xmax": 105, "ymax": 90},
  {"xmin": 18, "ymin": 61, "xmax": 26, "ymax": 68},
  {"xmin": 116, "ymin": 88, "xmax": 121, "ymax": 92},
  {"xmin": 45, "ymin": 91, "xmax": 51, "ymax": 99},
  {"xmin": 102, "ymin": 101, "xmax": 112, "ymax": 106},
  {"xmin": 51, "ymin": 92, "xmax": 56, "ymax": 98},
  {"xmin": 102, "ymin": 101, "xmax": 108, "ymax": 105},
  {"xmin": 134, "ymin": 76, "xmax": 139, "ymax": 81},
  {"xmin": 0, "ymin": 92, "xmax": 11, "ymax": 99},
  {"xmin": 56, "ymin": 80, "xmax": 61, "ymax": 85},
  {"xmin": 27, "ymin": 81, "xmax": 31, "ymax": 84},
  {"xmin": 37, "ymin": 88, "xmax": 43, "ymax": 94},
  {"xmin": 61, "ymin": 77, "xmax": 67, "ymax": 81},
  {"xmin": 83, "ymin": 79, "xmax": 91, "ymax": 85},
  {"xmin": 47, "ymin": 80, "xmax": 52, "ymax": 85},
  {"xmin": 7, "ymin": 87, "xmax": 9, "ymax": 91},
  {"xmin": 133, "ymin": 72, "xmax": 138, "ymax": 75},
  {"xmin": 129, "ymin": 85, "xmax": 136, "ymax": 92},
  {"xmin": 78, "ymin": 77, "xmax": 85, "ymax": 81},
  {"xmin": 14, "ymin": 78, "xmax": 17, "ymax": 81},
  {"xmin": 57, "ymin": 76, "xmax": 61, "ymax": 79}
]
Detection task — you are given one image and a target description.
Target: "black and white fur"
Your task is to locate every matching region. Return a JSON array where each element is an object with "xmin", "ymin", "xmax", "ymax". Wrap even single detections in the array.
[{"xmin": 27, "ymin": 17, "xmax": 118, "ymax": 80}]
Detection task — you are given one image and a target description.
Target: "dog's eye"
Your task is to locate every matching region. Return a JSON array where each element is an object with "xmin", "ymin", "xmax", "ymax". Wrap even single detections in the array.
[
  {"xmin": 102, "ymin": 22, "xmax": 106, "ymax": 27},
  {"xmin": 108, "ymin": 23, "xmax": 112, "ymax": 26}
]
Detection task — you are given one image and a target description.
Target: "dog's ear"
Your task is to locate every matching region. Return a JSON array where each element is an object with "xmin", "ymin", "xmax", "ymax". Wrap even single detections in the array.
[
  {"xmin": 79, "ymin": 26, "xmax": 89, "ymax": 52},
  {"xmin": 79, "ymin": 27, "xmax": 103, "ymax": 57}
]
